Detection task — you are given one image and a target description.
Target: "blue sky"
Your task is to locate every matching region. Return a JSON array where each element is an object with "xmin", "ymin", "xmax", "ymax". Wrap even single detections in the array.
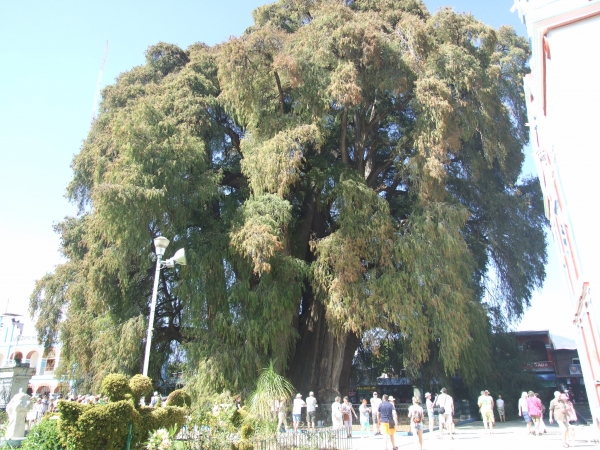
[{"xmin": 0, "ymin": 1, "xmax": 570, "ymax": 336}]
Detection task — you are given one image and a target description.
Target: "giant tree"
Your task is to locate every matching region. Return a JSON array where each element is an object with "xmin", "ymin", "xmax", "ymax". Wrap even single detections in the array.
[{"xmin": 30, "ymin": 0, "xmax": 546, "ymax": 398}]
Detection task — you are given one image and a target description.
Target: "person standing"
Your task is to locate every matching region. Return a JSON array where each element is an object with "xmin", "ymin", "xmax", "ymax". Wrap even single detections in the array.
[
  {"xmin": 389, "ymin": 396, "xmax": 398, "ymax": 433},
  {"xmin": 549, "ymin": 391, "xmax": 569, "ymax": 447},
  {"xmin": 496, "ymin": 395, "xmax": 505, "ymax": 423},
  {"xmin": 378, "ymin": 394, "xmax": 397, "ymax": 450},
  {"xmin": 435, "ymin": 388, "xmax": 454, "ymax": 440},
  {"xmin": 477, "ymin": 391, "xmax": 485, "ymax": 421},
  {"xmin": 371, "ymin": 391, "xmax": 382, "ymax": 435},
  {"xmin": 534, "ymin": 393, "xmax": 547, "ymax": 433},
  {"xmin": 425, "ymin": 392, "xmax": 435, "ymax": 435},
  {"xmin": 359, "ymin": 398, "xmax": 372, "ymax": 438},
  {"xmin": 276, "ymin": 397, "xmax": 289, "ymax": 434},
  {"xmin": 518, "ymin": 391, "xmax": 532, "ymax": 434},
  {"xmin": 478, "ymin": 390, "xmax": 494, "ymax": 434},
  {"xmin": 565, "ymin": 393, "xmax": 578, "ymax": 441},
  {"xmin": 341, "ymin": 396, "xmax": 358, "ymax": 438},
  {"xmin": 526, "ymin": 390, "xmax": 543, "ymax": 435},
  {"xmin": 408, "ymin": 396, "xmax": 425, "ymax": 450},
  {"xmin": 306, "ymin": 391, "xmax": 318, "ymax": 430},
  {"xmin": 292, "ymin": 393, "xmax": 306, "ymax": 433},
  {"xmin": 332, "ymin": 396, "xmax": 343, "ymax": 430},
  {"xmin": 150, "ymin": 391, "xmax": 160, "ymax": 407}
]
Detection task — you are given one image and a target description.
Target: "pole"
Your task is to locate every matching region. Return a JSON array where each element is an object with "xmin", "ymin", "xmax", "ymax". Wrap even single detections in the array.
[{"xmin": 142, "ymin": 254, "xmax": 163, "ymax": 377}]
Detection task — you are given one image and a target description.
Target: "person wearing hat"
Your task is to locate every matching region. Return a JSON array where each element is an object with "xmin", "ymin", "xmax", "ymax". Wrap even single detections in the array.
[
  {"xmin": 435, "ymin": 388, "xmax": 454, "ymax": 440},
  {"xmin": 478, "ymin": 390, "xmax": 494, "ymax": 434},
  {"xmin": 306, "ymin": 391, "xmax": 318, "ymax": 430},
  {"xmin": 292, "ymin": 393, "xmax": 306, "ymax": 433},
  {"xmin": 370, "ymin": 391, "xmax": 382, "ymax": 435},
  {"xmin": 425, "ymin": 392, "xmax": 434, "ymax": 435}
]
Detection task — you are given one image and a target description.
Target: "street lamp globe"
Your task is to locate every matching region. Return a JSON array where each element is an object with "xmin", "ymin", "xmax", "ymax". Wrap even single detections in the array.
[{"xmin": 154, "ymin": 236, "xmax": 170, "ymax": 256}]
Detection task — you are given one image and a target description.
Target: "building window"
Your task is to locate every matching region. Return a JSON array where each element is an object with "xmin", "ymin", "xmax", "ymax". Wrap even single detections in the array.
[{"xmin": 45, "ymin": 359, "xmax": 56, "ymax": 372}]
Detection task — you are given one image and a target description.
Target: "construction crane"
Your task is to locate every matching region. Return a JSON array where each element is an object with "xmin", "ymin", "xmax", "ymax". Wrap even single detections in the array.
[{"xmin": 90, "ymin": 41, "xmax": 108, "ymax": 128}]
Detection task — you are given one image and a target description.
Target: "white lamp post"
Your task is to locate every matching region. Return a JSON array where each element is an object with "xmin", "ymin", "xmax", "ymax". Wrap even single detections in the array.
[{"xmin": 142, "ymin": 236, "xmax": 187, "ymax": 377}]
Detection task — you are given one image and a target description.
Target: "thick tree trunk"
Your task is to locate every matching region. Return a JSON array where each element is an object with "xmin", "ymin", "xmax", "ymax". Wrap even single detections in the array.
[{"xmin": 288, "ymin": 294, "xmax": 361, "ymax": 403}]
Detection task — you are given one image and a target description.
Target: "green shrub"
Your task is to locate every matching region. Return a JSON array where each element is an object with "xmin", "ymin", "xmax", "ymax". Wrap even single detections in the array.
[
  {"xmin": 240, "ymin": 422, "xmax": 254, "ymax": 440},
  {"xmin": 101, "ymin": 373, "xmax": 132, "ymax": 402},
  {"xmin": 129, "ymin": 374, "xmax": 153, "ymax": 402},
  {"xmin": 138, "ymin": 406, "xmax": 186, "ymax": 443},
  {"xmin": 57, "ymin": 374, "xmax": 187, "ymax": 449},
  {"xmin": 165, "ymin": 389, "xmax": 191, "ymax": 407},
  {"xmin": 70, "ymin": 400, "xmax": 139, "ymax": 450},
  {"xmin": 21, "ymin": 418, "xmax": 66, "ymax": 450},
  {"xmin": 56, "ymin": 400, "xmax": 91, "ymax": 447}
]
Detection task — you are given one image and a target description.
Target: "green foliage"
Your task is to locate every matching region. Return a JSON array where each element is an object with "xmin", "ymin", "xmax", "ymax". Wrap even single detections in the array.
[
  {"xmin": 138, "ymin": 406, "xmax": 187, "ymax": 444},
  {"xmin": 248, "ymin": 361, "xmax": 294, "ymax": 421},
  {"xmin": 21, "ymin": 418, "xmax": 66, "ymax": 450},
  {"xmin": 144, "ymin": 426, "xmax": 178, "ymax": 450},
  {"xmin": 56, "ymin": 401, "xmax": 91, "ymax": 445},
  {"xmin": 57, "ymin": 374, "xmax": 186, "ymax": 450},
  {"xmin": 30, "ymin": 0, "xmax": 547, "ymax": 398},
  {"xmin": 130, "ymin": 374, "xmax": 153, "ymax": 401},
  {"xmin": 101, "ymin": 373, "xmax": 132, "ymax": 402},
  {"xmin": 166, "ymin": 389, "xmax": 192, "ymax": 407}
]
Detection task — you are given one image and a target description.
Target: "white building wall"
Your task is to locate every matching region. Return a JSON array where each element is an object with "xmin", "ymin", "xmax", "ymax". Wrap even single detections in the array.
[{"xmin": 515, "ymin": 0, "xmax": 600, "ymax": 426}]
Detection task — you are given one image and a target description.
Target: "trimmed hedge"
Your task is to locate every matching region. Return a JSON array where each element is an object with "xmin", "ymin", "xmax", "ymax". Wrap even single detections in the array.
[
  {"xmin": 165, "ymin": 389, "xmax": 191, "ymax": 407},
  {"xmin": 101, "ymin": 373, "xmax": 132, "ymax": 402},
  {"xmin": 57, "ymin": 374, "xmax": 187, "ymax": 450},
  {"xmin": 129, "ymin": 374, "xmax": 153, "ymax": 401},
  {"xmin": 138, "ymin": 406, "xmax": 186, "ymax": 442},
  {"xmin": 58, "ymin": 400, "xmax": 138, "ymax": 450}
]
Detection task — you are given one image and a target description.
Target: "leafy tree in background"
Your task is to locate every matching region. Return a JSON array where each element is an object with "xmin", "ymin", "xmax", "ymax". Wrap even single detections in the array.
[{"xmin": 30, "ymin": 0, "xmax": 546, "ymax": 397}]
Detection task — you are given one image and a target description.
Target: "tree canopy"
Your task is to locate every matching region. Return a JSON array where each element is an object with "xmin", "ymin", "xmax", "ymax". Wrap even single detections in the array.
[{"xmin": 30, "ymin": 0, "xmax": 546, "ymax": 396}]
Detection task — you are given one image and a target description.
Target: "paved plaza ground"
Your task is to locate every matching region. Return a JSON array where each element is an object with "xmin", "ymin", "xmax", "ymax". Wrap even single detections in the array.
[{"xmin": 346, "ymin": 420, "xmax": 600, "ymax": 450}]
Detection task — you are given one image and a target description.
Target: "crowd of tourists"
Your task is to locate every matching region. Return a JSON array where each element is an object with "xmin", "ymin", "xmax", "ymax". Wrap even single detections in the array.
[
  {"xmin": 273, "ymin": 388, "xmax": 456, "ymax": 450},
  {"xmin": 518, "ymin": 389, "xmax": 578, "ymax": 447},
  {"xmin": 272, "ymin": 387, "xmax": 582, "ymax": 450}
]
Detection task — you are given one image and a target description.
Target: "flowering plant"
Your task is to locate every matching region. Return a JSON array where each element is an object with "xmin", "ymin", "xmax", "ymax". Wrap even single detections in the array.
[{"xmin": 146, "ymin": 426, "xmax": 176, "ymax": 450}]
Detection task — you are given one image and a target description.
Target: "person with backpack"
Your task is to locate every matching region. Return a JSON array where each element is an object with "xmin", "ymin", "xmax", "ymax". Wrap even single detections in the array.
[
  {"xmin": 434, "ymin": 388, "xmax": 454, "ymax": 440},
  {"xmin": 408, "ymin": 396, "xmax": 424, "ymax": 450}
]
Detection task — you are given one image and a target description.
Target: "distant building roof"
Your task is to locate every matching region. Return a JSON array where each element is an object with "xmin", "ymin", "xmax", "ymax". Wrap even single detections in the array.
[{"xmin": 550, "ymin": 334, "xmax": 577, "ymax": 350}]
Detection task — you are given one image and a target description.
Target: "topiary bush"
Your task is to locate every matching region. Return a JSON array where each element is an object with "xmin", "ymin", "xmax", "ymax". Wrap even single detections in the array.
[
  {"xmin": 165, "ymin": 389, "xmax": 191, "ymax": 407},
  {"xmin": 21, "ymin": 418, "xmax": 66, "ymax": 450},
  {"xmin": 65, "ymin": 400, "xmax": 139, "ymax": 450},
  {"xmin": 57, "ymin": 374, "xmax": 187, "ymax": 449},
  {"xmin": 138, "ymin": 406, "xmax": 186, "ymax": 443},
  {"xmin": 101, "ymin": 373, "xmax": 132, "ymax": 402},
  {"xmin": 56, "ymin": 401, "xmax": 91, "ymax": 447},
  {"xmin": 129, "ymin": 374, "xmax": 153, "ymax": 402}
]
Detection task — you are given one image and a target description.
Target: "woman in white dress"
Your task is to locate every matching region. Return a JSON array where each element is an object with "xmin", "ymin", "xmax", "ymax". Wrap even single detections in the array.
[{"xmin": 331, "ymin": 396, "xmax": 343, "ymax": 430}]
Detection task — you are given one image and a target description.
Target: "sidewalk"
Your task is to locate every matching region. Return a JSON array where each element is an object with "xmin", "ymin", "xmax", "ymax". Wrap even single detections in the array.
[{"xmin": 347, "ymin": 420, "xmax": 600, "ymax": 449}]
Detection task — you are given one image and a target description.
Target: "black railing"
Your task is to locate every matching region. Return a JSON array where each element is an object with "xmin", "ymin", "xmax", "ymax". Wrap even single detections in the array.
[{"xmin": 177, "ymin": 427, "xmax": 351, "ymax": 449}]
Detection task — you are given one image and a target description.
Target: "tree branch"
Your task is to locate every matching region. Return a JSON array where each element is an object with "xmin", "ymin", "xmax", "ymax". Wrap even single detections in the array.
[
  {"xmin": 341, "ymin": 108, "xmax": 349, "ymax": 165},
  {"xmin": 274, "ymin": 71, "xmax": 285, "ymax": 114}
]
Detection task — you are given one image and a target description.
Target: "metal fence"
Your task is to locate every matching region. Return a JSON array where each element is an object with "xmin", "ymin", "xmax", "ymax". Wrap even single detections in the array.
[
  {"xmin": 306, "ymin": 403, "xmax": 413, "ymax": 427},
  {"xmin": 177, "ymin": 427, "xmax": 351, "ymax": 450}
]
